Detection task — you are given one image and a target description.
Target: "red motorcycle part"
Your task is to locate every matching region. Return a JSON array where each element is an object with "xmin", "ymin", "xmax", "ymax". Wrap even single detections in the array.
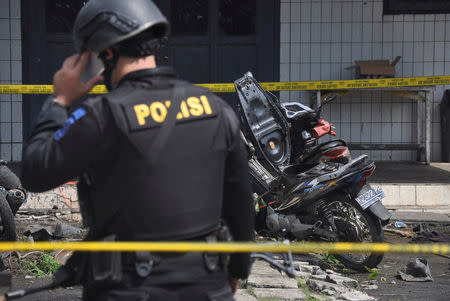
[
  {"xmin": 359, "ymin": 164, "xmax": 376, "ymax": 187},
  {"xmin": 312, "ymin": 119, "xmax": 336, "ymax": 138},
  {"xmin": 259, "ymin": 200, "xmax": 280, "ymax": 209},
  {"xmin": 320, "ymin": 146, "xmax": 351, "ymax": 162}
]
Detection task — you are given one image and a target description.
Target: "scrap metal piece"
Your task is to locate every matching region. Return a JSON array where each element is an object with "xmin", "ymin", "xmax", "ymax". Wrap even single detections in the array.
[
  {"xmin": 397, "ymin": 258, "xmax": 433, "ymax": 282},
  {"xmin": 53, "ymin": 223, "xmax": 82, "ymax": 239}
]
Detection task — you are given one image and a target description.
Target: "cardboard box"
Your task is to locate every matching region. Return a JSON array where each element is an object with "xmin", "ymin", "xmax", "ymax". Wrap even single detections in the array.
[{"xmin": 346, "ymin": 56, "xmax": 401, "ymax": 79}]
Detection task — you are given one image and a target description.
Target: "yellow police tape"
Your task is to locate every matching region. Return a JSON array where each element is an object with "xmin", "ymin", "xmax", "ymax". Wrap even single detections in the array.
[
  {"xmin": 1, "ymin": 75, "xmax": 450, "ymax": 94},
  {"xmin": 0, "ymin": 241, "xmax": 448, "ymax": 255}
]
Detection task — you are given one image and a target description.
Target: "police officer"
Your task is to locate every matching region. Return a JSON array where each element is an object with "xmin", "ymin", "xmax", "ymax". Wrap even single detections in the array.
[{"xmin": 21, "ymin": 0, "xmax": 253, "ymax": 300}]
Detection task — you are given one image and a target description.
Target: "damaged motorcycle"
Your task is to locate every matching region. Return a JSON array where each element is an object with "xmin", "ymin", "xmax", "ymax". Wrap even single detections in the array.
[
  {"xmin": 235, "ymin": 72, "xmax": 391, "ymax": 271},
  {"xmin": 280, "ymin": 93, "xmax": 350, "ymax": 164},
  {"xmin": 0, "ymin": 160, "xmax": 27, "ymax": 241}
]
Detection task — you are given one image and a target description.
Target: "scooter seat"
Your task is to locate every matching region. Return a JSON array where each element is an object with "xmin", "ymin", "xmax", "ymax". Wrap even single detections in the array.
[
  {"xmin": 281, "ymin": 155, "xmax": 370, "ymax": 188},
  {"xmin": 301, "ymin": 139, "xmax": 347, "ymax": 159},
  {"xmin": 281, "ymin": 163, "xmax": 319, "ymax": 177}
]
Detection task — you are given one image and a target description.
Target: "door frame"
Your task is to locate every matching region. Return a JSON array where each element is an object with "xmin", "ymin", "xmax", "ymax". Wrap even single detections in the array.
[{"xmin": 22, "ymin": 0, "xmax": 45, "ymax": 140}]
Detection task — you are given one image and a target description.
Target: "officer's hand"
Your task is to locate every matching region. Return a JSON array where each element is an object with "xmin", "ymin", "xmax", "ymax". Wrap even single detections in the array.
[
  {"xmin": 53, "ymin": 52, "xmax": 104, "ymax": 107},
  {"xmin": 229, "ymin": 278, "xmax": 239, "ymax": 294}
]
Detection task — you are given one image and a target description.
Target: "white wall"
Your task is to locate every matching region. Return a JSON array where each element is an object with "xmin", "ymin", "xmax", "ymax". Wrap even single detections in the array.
[
  {"xmin": 0, "ymin": 0, "xmax": 22, "ymax": 162},
  {"xmin": 280, "ymin": 0, "xmax": 450, "ymax": 161}
]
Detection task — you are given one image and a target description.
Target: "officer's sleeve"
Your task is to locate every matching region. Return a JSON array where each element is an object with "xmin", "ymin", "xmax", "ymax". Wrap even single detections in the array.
[
  {"xmin": 21, "ymin": 97, "xmax": 112, "ymax": 192},
  {"xmin": 221, "ymin": 106, "xmax": 254, "ymax": 279}
]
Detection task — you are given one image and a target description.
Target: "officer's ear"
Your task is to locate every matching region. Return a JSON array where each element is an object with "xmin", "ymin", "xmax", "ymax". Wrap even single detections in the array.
[{"xmin": 104, "ymin": 48, "xmax": 114, "ymax": 60}]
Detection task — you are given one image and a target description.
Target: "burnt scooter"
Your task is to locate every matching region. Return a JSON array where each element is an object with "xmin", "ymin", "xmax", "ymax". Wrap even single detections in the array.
[
  {"xmin": 235, "ymin": 73, "xmax": 391, "ymax": 271},
  {"xmin": 280, "ymin": 94, "xmax": 351, "ymax": 164},
  {"xmin": 0, "ymin": 160, "xmax": 27, "ymax": 241}
]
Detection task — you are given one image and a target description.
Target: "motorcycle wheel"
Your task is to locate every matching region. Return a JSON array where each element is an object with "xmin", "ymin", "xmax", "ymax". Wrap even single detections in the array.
[
  {"xmin": 322, "ymin": 192, "xmax": 384, "ymax": 271},
  {"xmin": 0, "ymin": 193, "xmax": 16, "ymax": 241}
]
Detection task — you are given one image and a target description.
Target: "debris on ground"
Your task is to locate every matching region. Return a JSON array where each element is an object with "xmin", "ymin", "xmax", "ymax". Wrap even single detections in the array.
[
  {"xmin": 23, "ymin": 226, "xmax": 53, "ymax": 241},
  {"xmin": 237, "ymin": 259, "xmax": 375, "ymax": 301},
  {"xmin": 53, "ymin": 223, "xmax": 82, "ymax": 239},
  {"xmin": 54, "ymin": 250, "xmax": 73, "ymax": 265},
  {"xmin": 22, "ymin": 223, "xmax": 83, "ymax": 241},
  {"xmin": 394, "ymin": 221, "xmax": 406, "ymax": 228},
  {"xmin": 397, "ymin": 258, "xmax": 433, "ymax": 282},
  {"xmin": 360, "ymin": 281, "xmax": 378, "ymax": 290},
  {"xmin": 1, "ymin": 252, "xmax": 11, "ymax": 260},
  {"xmin": 411, "ymin": 223, "xmax": 450, "ymax": 243},
  {"xmin": 16, "ymin": 209, "xmax": 78, "ymax": 222},
  {"xmin": 383, "ymin": 228, "xmax": 416, "ymax": 238},
  {"xmin": 383, "ymin": 220, "xmax": 450, "ymax": 240}
]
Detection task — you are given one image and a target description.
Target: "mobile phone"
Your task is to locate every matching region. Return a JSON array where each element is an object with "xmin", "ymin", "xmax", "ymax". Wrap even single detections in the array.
[{"xmin": 80, "ymin": 53, "xmax": 104, "ymax": 83}]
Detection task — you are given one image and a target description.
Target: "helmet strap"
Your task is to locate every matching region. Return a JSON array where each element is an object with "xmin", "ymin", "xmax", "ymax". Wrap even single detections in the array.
[{"xmin": 99, "ymin": 48, "xmax": 120, "ymax": 91}]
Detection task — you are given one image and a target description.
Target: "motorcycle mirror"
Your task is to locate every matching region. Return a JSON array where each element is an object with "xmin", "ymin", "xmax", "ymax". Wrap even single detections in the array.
[
  {"xmin": 317, "ymin": 93, "xmax": 338, "ymax": 115},
  {"xmin": 320, "ymin": 93, "xmax": 338, "ymax": 108},
  {"xmin": 245, "ymin": 71, "xmax": 254, "ymax": 78}
]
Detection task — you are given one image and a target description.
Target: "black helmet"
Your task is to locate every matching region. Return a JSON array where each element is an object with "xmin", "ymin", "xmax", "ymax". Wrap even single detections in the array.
[{"xmin": 73, "ymin": 0, "xmax": 169, "ymax": 53}]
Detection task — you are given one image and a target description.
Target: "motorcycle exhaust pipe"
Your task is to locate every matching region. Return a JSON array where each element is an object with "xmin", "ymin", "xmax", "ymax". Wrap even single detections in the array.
[
  {"xmin": 266, "ymin": 207, "xmax": 319, "ymax": 240},
  {"xmin": 290, "ymin": 219, "xmax": 316, "ymax": 235}
]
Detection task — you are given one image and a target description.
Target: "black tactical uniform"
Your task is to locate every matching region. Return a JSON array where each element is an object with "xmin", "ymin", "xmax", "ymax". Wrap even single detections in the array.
[{"xmin": 21, "ymin": 66, "xmax": 254, "ymax": 300}]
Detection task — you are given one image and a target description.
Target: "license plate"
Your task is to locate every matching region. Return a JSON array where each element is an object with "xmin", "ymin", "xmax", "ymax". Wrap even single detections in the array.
[{"xmin": 355, "ymin": 186, "xmax": 385, "ymax": 210}]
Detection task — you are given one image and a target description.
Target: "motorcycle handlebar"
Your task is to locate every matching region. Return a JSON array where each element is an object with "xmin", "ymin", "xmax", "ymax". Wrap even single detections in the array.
[
  {"xmin": 250, "ymin": 252, "xmax": 296, "ymax": 278},
  {"xmin": 280, "ymin": 102, "xmax": 315, "ymax": 120},
  {"xmin": 250, "ymin": 240, "xmax": 296, "ymax": 278},
  {"xmin": 3, "ymin": 281, "xmax": 57, "ymax": 300}
]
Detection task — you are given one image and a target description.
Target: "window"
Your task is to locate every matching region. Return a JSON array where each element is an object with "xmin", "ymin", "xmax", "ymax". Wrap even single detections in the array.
[
  {"xmin": 170, "ymin": 0, "xmax": 209, "ymax": 36},
  {"xmin": 218, "ymin": 0, "xmax": 256, "ymax": 36},
  {"xmin": 46, "ymin": 0, "xmax": 87, "ymax": 33},
  {"xmin": 384, "ymin": 0, "xmax": 450, "ymax": 14}
]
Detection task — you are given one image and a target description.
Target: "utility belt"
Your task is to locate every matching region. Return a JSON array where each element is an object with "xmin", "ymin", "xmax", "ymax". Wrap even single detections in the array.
[{"xmin": 89, "ymin": 225, "xmax": 232, "ymax": 287}]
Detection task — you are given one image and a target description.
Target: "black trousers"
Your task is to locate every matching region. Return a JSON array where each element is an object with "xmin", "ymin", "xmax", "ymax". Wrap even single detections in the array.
[
  {"xmin": 83, "ymin": 266, "xmax": 234, "ymax": 301},
  {"xmin": 84, "ymin": 279, "xmax": 234, "ymax": 301}
]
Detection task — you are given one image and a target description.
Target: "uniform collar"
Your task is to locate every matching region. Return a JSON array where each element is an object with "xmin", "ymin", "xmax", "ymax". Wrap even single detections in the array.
[{"xmin": 116, "ymin": 67, "xmax": 177, "ymax": 88}]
